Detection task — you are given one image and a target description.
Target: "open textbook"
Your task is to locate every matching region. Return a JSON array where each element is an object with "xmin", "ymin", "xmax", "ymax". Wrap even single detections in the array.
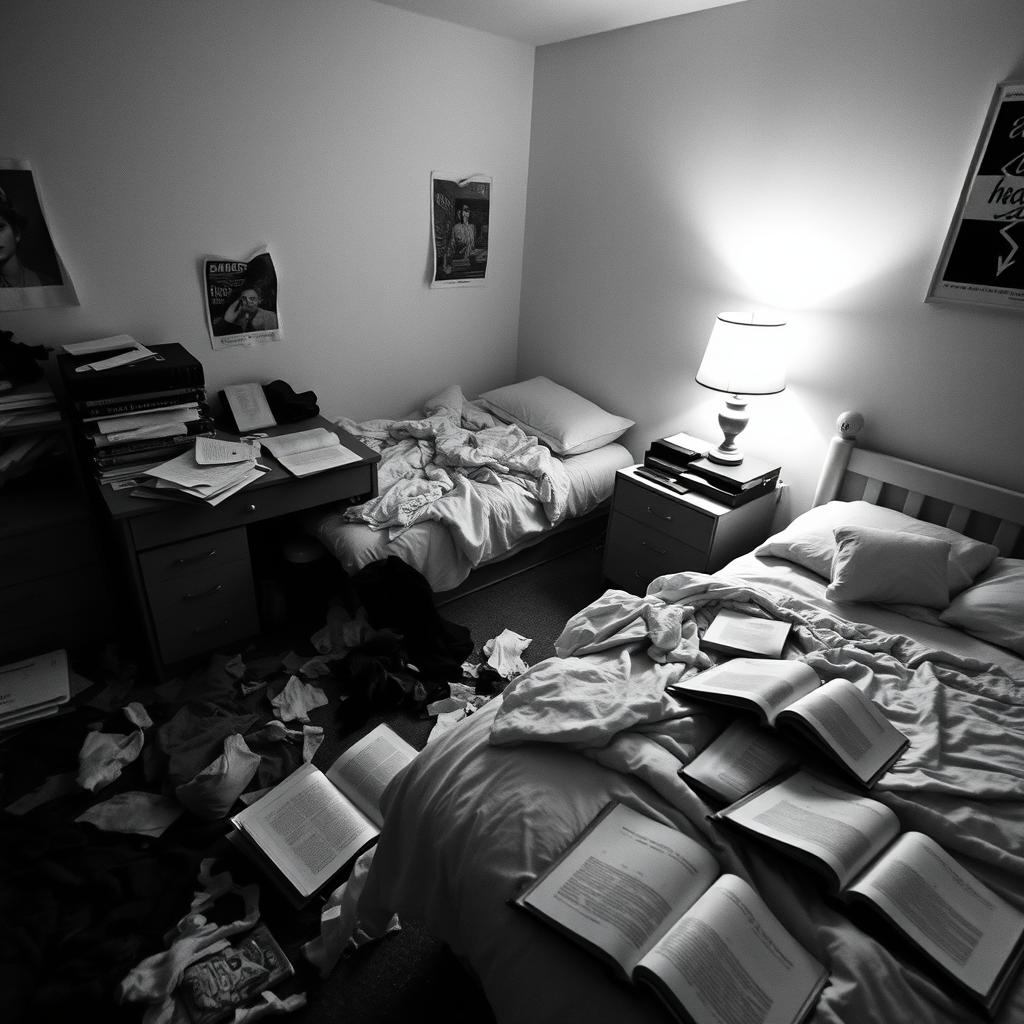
[
  {"xmin": 260, "ymin": 427, "xmax": 361, "ymax": 478},
  {"xmin": 716, "ymin": 770, "xmax": 1024, "ymax": 1016},
  {"xmin": 514, "ymin": 801, "xmax": 828, "ymax": 1024},
  {"xmin": 669, "ymin": 658, "xmax": 909, "ymax": 787},
  {"xmin": 230, "ymin": 723, "xmax": 416, "ymax": 902}
]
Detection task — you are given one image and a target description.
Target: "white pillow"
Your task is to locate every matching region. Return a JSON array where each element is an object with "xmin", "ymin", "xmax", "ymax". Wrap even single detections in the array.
[
  {"xmin": 476, "ymin": 377, "xmax": 634, "ymax": 456},
  {"xmin": 755, "ymin": 500, "xmax": 998, "ymax": 595},
  {"xmin": 825, "ymin": 526, "xmax": 950, "ymax": 607},
  {"xmin": 940, "ymin": 558, "xmax": 1024, "ymax": 655}
]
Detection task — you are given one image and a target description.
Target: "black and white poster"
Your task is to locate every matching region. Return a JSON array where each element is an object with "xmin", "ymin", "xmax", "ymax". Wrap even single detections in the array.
[
  {"xmin": 204, "ymin": 248, "xmax": 281, "ymax": 348},
  {"xmin": 431, "ymin": 173, "xmax": 490, "ymax": 287},
  {"xmin": 928, "ymin": 80, "xmax": 1024, "ymax": 310},
  {"xmin": 0, "ymin": 159, "xmax": 78, "ymax": 311}
]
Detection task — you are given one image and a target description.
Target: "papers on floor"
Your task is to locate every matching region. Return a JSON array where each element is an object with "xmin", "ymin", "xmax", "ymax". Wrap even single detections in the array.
[
  {"xmin": 133, "ymin": 442, "xmax": 267, "ymax": 505},
  {"xmin": 260, "ymin": 427, "xmax": 361, "ymax": 477}
]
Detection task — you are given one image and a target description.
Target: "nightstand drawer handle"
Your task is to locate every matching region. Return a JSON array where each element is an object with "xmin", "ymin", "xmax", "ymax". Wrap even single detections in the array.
[
  {"xmin": 192, "ymin": 618, "xmax": 230, "ymax": 634},
  {"xmin": 641, "ymin": 539, "xmax": 667, "ymax": 555},
  {"xmin": 175, "ymin": 548, "xmax": 217, "ymax": 565},
  {"xmin": 646, "ymin": 505, "xmax": 673, "ymax": 522},
  {"xmin": 182, "ymin": 583, "xmax": 224, "ymax": 601}
]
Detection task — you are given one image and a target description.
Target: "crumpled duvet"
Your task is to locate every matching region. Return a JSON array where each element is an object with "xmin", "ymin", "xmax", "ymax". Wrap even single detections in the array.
[{"xmin": 334, "ymin": 385, "xmax": 571, "ymax": 552}]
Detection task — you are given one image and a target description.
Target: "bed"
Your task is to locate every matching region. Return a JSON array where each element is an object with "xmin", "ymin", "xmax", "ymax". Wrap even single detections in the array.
[
  {"xmin": 307, "ymin": 378, "xmax": 635, "ymax": 593},
  {"xmin": 340, "ymin": 412, "xmax": 1024, "ymax": 1024}
]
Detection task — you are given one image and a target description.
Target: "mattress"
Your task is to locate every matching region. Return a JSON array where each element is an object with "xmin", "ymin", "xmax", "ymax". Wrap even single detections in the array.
[{"xmin": 310, "ymin": 441, "xmax": 633, "ymax": 593}]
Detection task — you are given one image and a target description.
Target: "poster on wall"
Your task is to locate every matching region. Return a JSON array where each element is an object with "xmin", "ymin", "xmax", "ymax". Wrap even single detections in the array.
[
  {"xmin": 928, "ymin": 80, "xmax": 1024, "ymax": 311},
  {"xmin": 431, "ymin": 173, "xmax": 491, "ymax": 287},
  {"xmin": 204, "ymin": 248, "xmax": 281, "ymax": 349},
  {"xmin": 0, "ymin": 159, "xmax": 78, "ymax": 311}
]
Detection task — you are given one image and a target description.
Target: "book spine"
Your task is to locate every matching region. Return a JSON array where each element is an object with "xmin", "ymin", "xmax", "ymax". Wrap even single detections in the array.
[
  {"xmin": 648, "ymin": 439, "xmax": 702, "ymax": 466},
  {"xmin": 689, "ymin": 463, "xmax": 782, "ymax": 493},
  {"xmin": 76, "ymin": 388, "xmax": 206, "ymax": 417},
  {"xmin": 89, "ymin": 417, "xmax": 212, "ymax": 449},
  {"xmin": 674, "ymin": 471, "xmax": 777, "ymax": 507},
  {"xmin": 57, "ymin": 346, "xmax": 205, "ymax": 401}
]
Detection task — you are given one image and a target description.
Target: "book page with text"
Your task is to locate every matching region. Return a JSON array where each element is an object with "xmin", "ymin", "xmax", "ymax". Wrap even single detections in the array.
[
  {"xmin": 683, "ymin": 720, "xmax": 799, "ymax": 804},
  {"xmin": 232, "ymin": 763, "xmax": 377, "ymax": 898},
  {"xmin": 325, "ymin": 723, "xmax": 418, "ymax": 828},
  {"xmin": 781, "ymin": 679, "xmax": 908, "ymax": 784},
  {"xmin": 720, "ymin": 771, "xmax": 900, "ymax": 890},
  {"xmin": 637, "ymin": 874, "xmax": 827, "ymax": 1024},
  {"xmin": 518, "ymin": 802, "xmax": 719, "ymax": 978},
  {"xmin": 848, "ymin": 831, "xmax": 1024, "ymax": 1002},
  {"xmin": 675, "ymin": 659, "xmax": 819, "ymax": 725},
  {"xmin": 261, "ymin": 428, "xmax": 360, "ymax": 476}
]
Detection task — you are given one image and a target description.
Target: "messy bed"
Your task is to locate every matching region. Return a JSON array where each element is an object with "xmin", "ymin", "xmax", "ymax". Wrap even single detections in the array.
[
  {"xmin": 308, "ymin": 377, "xmax": 634, "ymax": 593},
  {"xmin": 339, "ymin": 413, "xmax": 1024, "ymax": 1024}
]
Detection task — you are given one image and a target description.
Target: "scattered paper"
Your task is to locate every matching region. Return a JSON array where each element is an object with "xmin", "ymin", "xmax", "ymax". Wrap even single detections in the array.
[{"xmin": 76, "ymin": 791, "xmax": 184, "ymax": 838}]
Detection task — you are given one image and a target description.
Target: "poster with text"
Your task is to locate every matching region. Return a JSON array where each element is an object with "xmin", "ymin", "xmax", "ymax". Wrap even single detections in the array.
[
  {"xmin": 928, "ymin": 81, "xmax": 1024, "ymax": 310},
  {"xmin": 431, "ymin": 173, "xmax": 490, "ymax": 287},
  {"xmin": 0, "ymin": 159, "xmax": 78, "ymax": 311},
  {"xmin": 204, "ymin": 248, "xmax": 281, "ymax": 348}
]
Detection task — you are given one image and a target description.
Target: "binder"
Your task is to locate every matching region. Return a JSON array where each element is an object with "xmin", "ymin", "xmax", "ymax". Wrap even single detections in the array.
[{"xmin": 57, "ymin": 342, "xmax": 204, "ymax": 401}]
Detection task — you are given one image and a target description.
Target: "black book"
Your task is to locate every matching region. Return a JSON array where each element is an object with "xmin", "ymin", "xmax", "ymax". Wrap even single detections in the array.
[
  {"xmin": 89, "ymin": 417, "xmax": 214, "ymax": 450},
  {"xmin": 93, "ymin": 438, "xmax": 195, "ymax": 469},
  {"xmin": 642, "ymin": 456, "xmax": 778, "ymax": 507},
  {"xmin": 77, "ymin": 387, "xmax": 207, "ymax": 418},
  {"xmin": 688, "ymin": 452, "xmax": 781, "ymax": 493},
  {"xmin": 646, "ymin": 431, "xmax": 710, "ymax": 469},
  {"xmin": 57, "ymin": 342, "xmax": 204, "ymax": 401}
]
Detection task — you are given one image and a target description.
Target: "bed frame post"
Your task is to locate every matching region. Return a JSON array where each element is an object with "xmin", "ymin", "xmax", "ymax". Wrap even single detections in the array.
[{"xmin": 812, "ymin": 411, "xmax": 864, "ymax": 507}]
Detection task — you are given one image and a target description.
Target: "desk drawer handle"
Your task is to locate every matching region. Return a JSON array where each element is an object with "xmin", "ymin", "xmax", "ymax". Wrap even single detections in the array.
[
  {"xmin": 646, "ymin": 505, "xmax": 673, "ymax": 522},
  {"xmin": 175, "ymin": 548, "xmax": 217, "ymax": 565},
  {"xmin": 192, "ymin": 618, "xmax": 230, "ymax": 635},
  {"xmin": 641, "ymin": 539, "xmax": 667, "ymax": 555},
  {"xmin": 246, "ymin": 503, "xmax": 257, "ymax": 513},
  {"xmin": 183, "ymin": 584, "xmax": 224, "ymax": 601}
]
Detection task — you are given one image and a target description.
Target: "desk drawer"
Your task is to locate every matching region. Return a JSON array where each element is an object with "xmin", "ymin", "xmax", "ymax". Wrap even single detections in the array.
[
  {"xmin": 603, "ymin": 511, "xmax": 708, "ymax": 592},
  {"xmin": 145, "ymin": 558, "xmax": 258, "ymax": 663},
  {"xmin": 138, "ymin": 527, "xmax": 250, "ymax": 582},
  {"xmin": 129, "ymin": 464, "xmax": 376, "ymax": 550},
  {"xmin": 613, "ymin": 476, "xmax": 715, "ymax": 550}
]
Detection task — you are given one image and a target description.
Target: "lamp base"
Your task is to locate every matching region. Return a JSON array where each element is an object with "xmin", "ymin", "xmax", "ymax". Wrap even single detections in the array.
[{"xmin": 707, "ymin": 394, "xmax": 748, "ymax": 465}]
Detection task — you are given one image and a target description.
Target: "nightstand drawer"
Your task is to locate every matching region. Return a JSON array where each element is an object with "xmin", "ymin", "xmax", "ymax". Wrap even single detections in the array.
[
  {"xmin": 603, "ymin": 511, "xmax": 709, "ymax": 590},
  {"xmin": 138, "ymin": 527, "xmax": 250, "ymax": 582},
  {"xmin": 145, "ymin": 559, "xmax": 259, "ymax": 662},
  {"xmin": 613, "ymin": 476, "xmax": 715, "ymax": 549}
]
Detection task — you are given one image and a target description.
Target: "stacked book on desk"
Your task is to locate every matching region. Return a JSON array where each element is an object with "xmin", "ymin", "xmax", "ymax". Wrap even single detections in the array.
[
  {"xmin": 642, "ymin": 431, "xmax": 780, "ymax": 507},
  {"xmin": 56, "ymin": 336, "xmax": 211, "ymax": 486}
]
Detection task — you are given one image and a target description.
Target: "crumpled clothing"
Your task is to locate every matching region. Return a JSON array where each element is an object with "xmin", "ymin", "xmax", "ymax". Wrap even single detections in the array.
[
  {"xmin": 77, "ymin": 727, "xmax": 146, "ymax": 792},
  {"xmin": 157, "ymin": 706, "xmax": 261, "ymax": 790},
  {"xmin": 483, "ymin": 629, "xmax": 531, "ymax": 678},
  {"xmin": 76, "ymin": 791, "xmax": 184, "ymax": 838},
  {"xmin": 175, "ymin": 734, "xmax": 261, "ymax": 821},
  {"xmin": 270, "ymin": 676, "xmax": 328, "ymax": 723}
]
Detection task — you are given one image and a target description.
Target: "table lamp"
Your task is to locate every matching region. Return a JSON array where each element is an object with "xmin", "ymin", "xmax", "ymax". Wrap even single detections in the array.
[{"xmin": 695, "ymin": 312, "xmax": 787, "ymax": 465}]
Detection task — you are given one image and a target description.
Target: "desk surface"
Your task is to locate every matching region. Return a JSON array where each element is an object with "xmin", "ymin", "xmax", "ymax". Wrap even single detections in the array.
[{"xmin": 98, "ymin": 415, "xmax": 379, "ymax": 521}]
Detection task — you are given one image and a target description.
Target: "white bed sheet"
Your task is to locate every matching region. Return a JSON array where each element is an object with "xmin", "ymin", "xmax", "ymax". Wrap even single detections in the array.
[
  {"xmin": 311, "ymin": 441, "xmax": 632, "ymax": 592},
  {"xmin": 350, "ymin": 558, "xmax": 1024, "ymax": 1024}
]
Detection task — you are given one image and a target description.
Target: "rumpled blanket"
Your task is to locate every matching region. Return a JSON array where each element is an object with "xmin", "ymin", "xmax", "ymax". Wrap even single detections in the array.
[{"xmin": 334, "ymin": 385, "xmax": 571, "ymax": 548}]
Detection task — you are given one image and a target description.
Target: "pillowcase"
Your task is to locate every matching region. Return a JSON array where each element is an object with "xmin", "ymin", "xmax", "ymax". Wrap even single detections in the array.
[
  {"xmin": 825, "ymin": 526, "xmax": 950, "ymax": 607},
  {"xmin": 939, "ymin": 558, "xmax": 1024, "ymax": 655},
  {"xmin": 755, "ymin": 500, "xmax": 999, "ymax": 595},
  {"xmin": 476, "ymin": 376, "xmax": 634, "ymax": 456}
]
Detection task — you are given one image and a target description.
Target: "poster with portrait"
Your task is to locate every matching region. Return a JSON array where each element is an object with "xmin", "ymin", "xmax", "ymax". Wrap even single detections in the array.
[
  {"xmin": 0, "ymin": 159, "xmax": 78, "ymax": 311},
  {"xmin": 204, "ymin": 248, "xmax": 282, "ymax": 349},
  {"xmin": 928, "ymin": 80, "xmax": 1024, "ymax": 311},
  {"xmin": 431, "ymin": 173, "xmax": 490, "ymax": 287}
]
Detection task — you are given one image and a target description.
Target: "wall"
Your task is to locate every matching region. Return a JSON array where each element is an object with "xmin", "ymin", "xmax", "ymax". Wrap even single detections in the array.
[
  {"xmin": 520, "ymin": 0, "xmax": 1024, "ymax": 521},
  {"xmin": 2, "ymin": 0, "xmax": 534, "ymax": 420}
]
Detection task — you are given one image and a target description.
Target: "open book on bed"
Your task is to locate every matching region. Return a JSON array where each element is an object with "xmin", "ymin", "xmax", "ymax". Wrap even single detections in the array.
[
  {"xmin": 514, "ymin": 801, "xmax": 828, "ymax": 1024},
  {"xmin": 669, "ymin": 658, "xmax": 909, "ymax": 788},
  {"xmin": 715, "ymin": 770, "xmax": 1024, "ymax": 1017}
]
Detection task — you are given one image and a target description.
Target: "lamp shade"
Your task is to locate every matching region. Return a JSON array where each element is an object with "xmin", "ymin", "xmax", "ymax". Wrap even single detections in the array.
[{"xmin": 695, "ymin": 312, "xmax": 787, "ymax": 396}]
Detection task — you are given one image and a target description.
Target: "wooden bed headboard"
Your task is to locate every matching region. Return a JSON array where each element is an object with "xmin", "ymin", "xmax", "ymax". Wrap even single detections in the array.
[{"xmin": 813, "ymin": 412, "xmax": 1024, "ymax": 558}]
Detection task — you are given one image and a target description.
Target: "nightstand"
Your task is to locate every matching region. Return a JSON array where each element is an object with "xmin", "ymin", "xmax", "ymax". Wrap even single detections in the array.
[{"xmin": 602, "ymin": 465, "xmax": 778, "ymax": 593}]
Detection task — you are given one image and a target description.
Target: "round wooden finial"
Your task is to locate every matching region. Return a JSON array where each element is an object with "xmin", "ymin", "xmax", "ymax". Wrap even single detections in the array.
[{"xmin": 836, "ymin": 411, "xmax": 864, "ymax": 439}]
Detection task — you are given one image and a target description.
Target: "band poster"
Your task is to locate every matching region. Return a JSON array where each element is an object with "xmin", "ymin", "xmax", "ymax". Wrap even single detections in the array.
[
  {"xmin": 204, "ymin": 248, "xmax": 282, "ymax": 348},
  {"xmin": 431, "ymin": 173, "xmax": 491, "ymax": 287},
  {"xmin": 0, "ymin": 159, "xmax": 78, "ymax": 311},
  {"xmin": 928, "ymin": 81, "xmax": 1024, "ymax": 311}
]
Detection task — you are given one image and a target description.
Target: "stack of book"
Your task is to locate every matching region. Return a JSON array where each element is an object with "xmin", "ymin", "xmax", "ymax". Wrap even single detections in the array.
[
  {"xmin": 56, "ymin": 337, "xmax": 210, "ymax": 486},
  {"xmin": 0, "ymin": 378, "xmax": 63, "ymax": 486},
  {"xmin": 641, "ymin": 431, "xmax": 781, "ymax": 506},
  {"xmin": 0, "ymin": 649, "xmax": 71, "ymax": 731}
]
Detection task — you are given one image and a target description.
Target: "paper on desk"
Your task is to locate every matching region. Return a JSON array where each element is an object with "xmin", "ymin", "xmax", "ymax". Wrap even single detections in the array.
[
  {"xmin": 145, "ymin": 449, "xmax": 256, "ymax": 491},
  {"xmin": 261, "ymin": 428, "xmax": 361, "ymax": 476},
  {"xmin": 195, "ymin": 435, "xmax": 260, "ymax": 465}
]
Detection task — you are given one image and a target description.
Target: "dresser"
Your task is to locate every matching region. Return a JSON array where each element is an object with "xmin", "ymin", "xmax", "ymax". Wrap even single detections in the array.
[{"xmin": 603, "ymin": 466, "xmax": 778, "ymax": 593}]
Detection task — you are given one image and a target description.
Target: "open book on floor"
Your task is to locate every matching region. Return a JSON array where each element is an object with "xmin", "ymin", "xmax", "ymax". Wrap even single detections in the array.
[
  {"xmin": 229, "ymin": 723, "xmax": 417, "ymax": 903},
  {"xmin": 715, "ymin": 769, "xmax": 1024, "ymax": 1017},
  {"xmin": 513, "ymin": 801, "xmax": 828, "ymax": 1024},
  {"xmin": 669, "ymin": 658, "xmax": 909, "ymax": 788}
]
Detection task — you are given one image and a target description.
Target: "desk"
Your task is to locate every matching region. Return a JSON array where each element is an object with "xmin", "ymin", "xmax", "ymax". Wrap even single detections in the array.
[{"xmin": 98, "ymin": 416, "xmax": 378, "ymax": 673}]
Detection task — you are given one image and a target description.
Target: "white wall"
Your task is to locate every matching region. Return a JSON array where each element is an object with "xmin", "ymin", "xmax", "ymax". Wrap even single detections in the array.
[
  {"xmin": 3, "ymin": 0, "xmax": 534, "ymax": 419},
  {"xmin": 520, "ymin": 0, "xmax": 1024, "ymax": 520}
]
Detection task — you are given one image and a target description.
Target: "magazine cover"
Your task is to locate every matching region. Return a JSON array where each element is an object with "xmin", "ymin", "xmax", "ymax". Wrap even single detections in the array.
[
  {"xmin": 204, "ymin": 248, "xmax": 281, "ymax": 348},
  {"xmin": 431, "ymin": 173, "xmax": 490, "ymax": 287}
]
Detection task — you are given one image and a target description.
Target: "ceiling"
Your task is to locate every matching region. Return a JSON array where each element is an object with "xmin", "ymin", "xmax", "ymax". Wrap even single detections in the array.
[{"xmin": 370, "ymin": 0, "xmax": 750, "ymax": 46}]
